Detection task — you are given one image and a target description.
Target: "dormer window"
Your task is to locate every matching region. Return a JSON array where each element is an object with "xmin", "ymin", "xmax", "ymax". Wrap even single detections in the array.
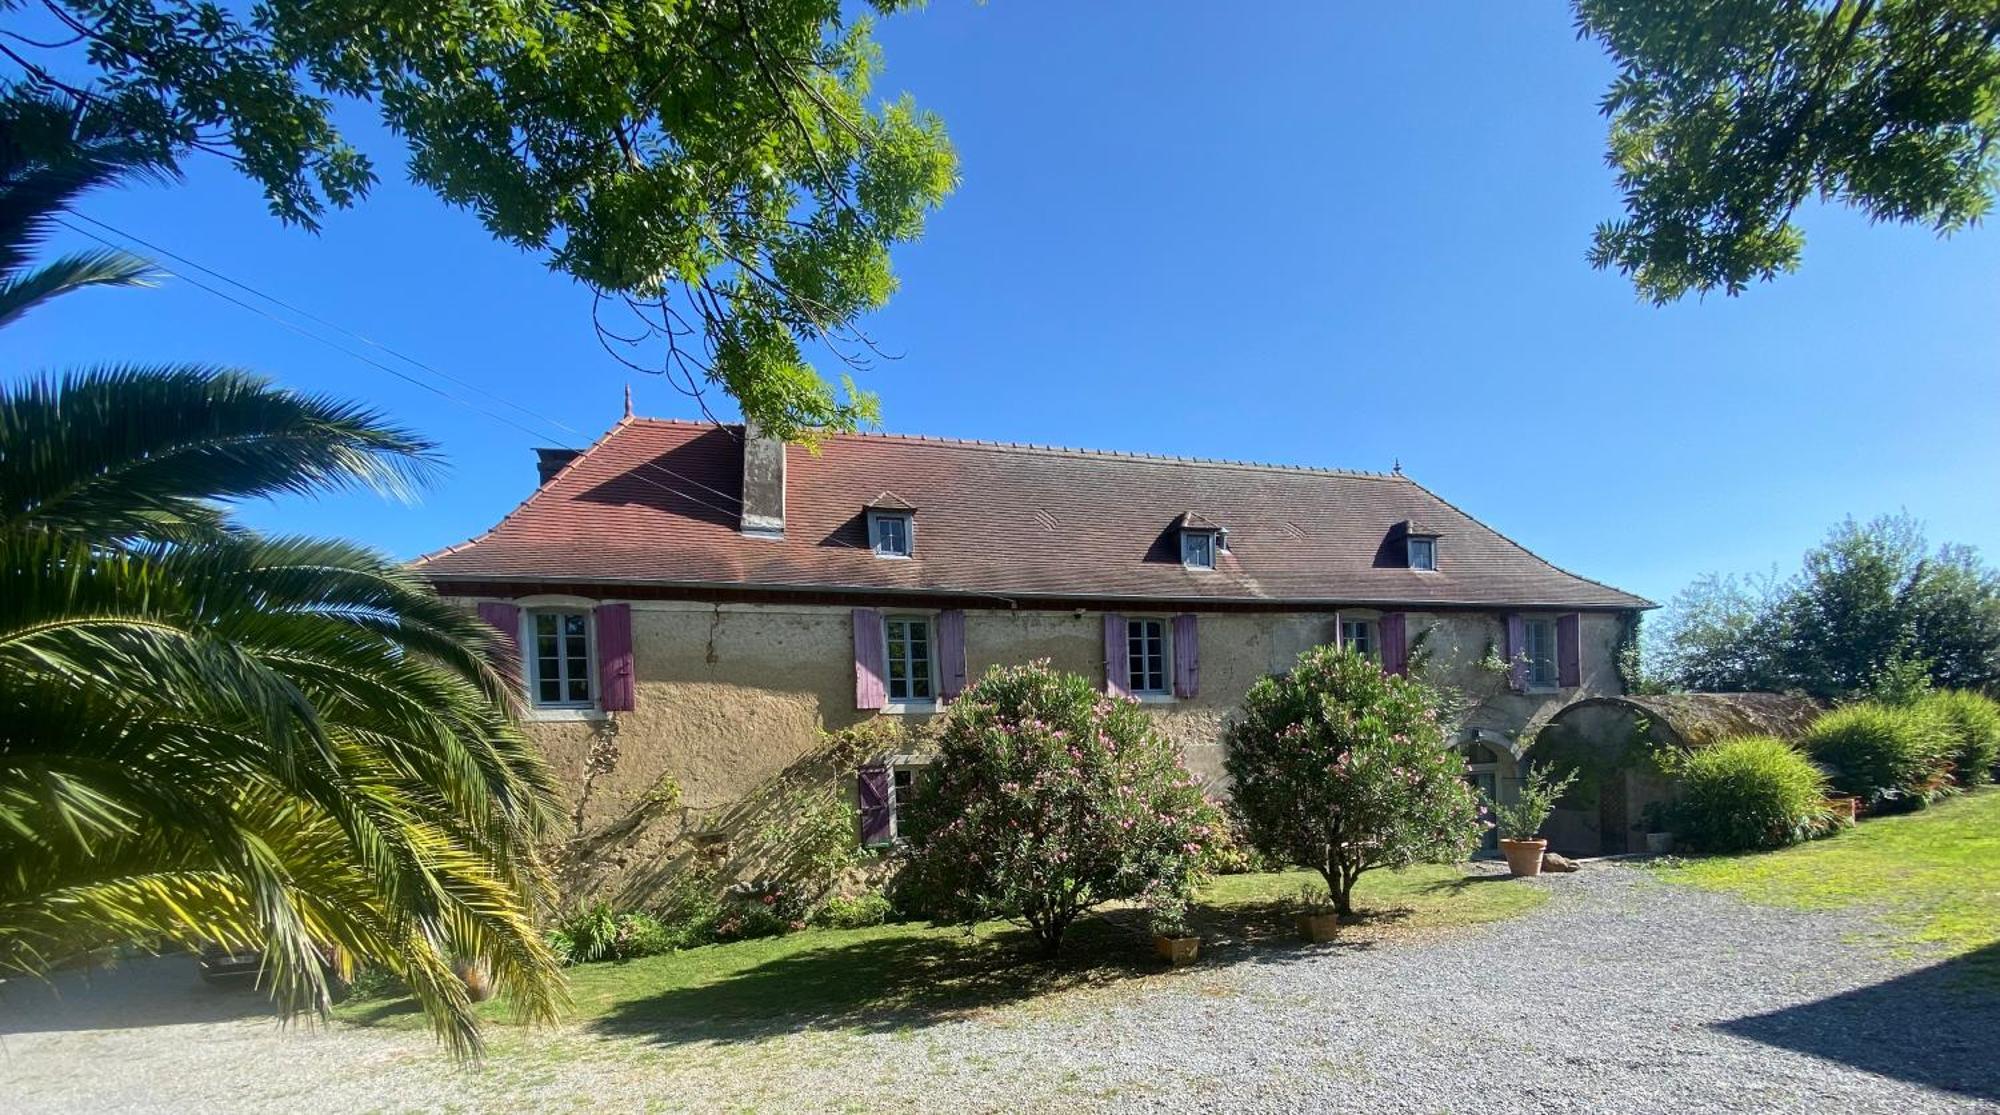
[
  {"xmin": 1175, "ymin": 511, "xmax": 1225, "ymax": 571},
  {"xmin": 1181, "ymin": 530, "xmax": 1216, "ymax": 569},
  {"xmin": 1397, "ymin": 519, "xmax": 1439, "ymax": 571},
  {"xmin": 863, "ymin": 493, "xmax": 917, "ymax": 558},
  {"xmin": 869, "ymin": 511, "xmax": 912, "ymax": 558}
]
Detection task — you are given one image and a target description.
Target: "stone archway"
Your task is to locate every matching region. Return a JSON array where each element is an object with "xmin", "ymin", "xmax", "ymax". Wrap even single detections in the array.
[{"xmin": 1529, "ymin": 693, "xmax": 1825, "ymax": 856}]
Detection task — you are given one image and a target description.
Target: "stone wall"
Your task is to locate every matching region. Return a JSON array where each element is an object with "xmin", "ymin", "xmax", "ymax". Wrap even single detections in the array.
[{"xmin": 479, "ymin": 593, "xmax": 1631, "ymax": 901}]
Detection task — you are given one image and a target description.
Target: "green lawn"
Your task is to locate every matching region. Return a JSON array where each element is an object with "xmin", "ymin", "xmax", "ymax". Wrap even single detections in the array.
[
  {"xmin": 1656, "ymin": 786, "xmax": 2000, "ymax": 980},
  {"xmin": 337, "ymin": 862, "xmax": 1542, "ymax": 1040}
]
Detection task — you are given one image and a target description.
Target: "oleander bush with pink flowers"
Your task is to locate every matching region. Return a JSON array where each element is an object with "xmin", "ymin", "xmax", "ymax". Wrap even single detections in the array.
[
  {"xmin": 1225, "ymin": 644, "xmax": 1483, "ymax": 917},
  {"xmin": 901, "ymin": 661, "xmax": 1224, "ymax": 956}
]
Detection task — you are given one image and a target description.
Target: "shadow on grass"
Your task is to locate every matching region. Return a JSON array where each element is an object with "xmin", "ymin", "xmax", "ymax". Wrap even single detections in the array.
[
  {"xmin": 589, "ymin": 897, "xmax": 1396, "ymax": 1048},
  {"xmin": 1713, "ymin": 942, "xmax": 2000, "ymax": 1102}
]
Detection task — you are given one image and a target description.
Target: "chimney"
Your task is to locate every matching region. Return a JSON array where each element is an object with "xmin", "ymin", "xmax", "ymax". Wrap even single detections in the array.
[
  {"xmin": 738, "ymin": 423, "xmax": 786, "ymax": 539},
  {"xmin": 535, "ymin": 447, "xmax": 581, "ymax": 486}
]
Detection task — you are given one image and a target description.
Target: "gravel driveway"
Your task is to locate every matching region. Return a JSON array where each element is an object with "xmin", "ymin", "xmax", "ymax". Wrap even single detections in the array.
[{"xmin": 4, "ymin": 862, "xmax": 1995, "ymax": 1114}]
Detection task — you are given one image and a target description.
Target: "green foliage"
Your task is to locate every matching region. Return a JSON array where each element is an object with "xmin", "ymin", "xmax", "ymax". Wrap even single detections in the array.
[
  {"xmin": 750, "ymin": 769, "xmax": 863, "ymax": 910},
  {"xmin": 811, "ymin": 893, "xmax": 894, "ymax": 930},
  {"xmin": 1664, "ymin": 736, "xmax": 1833, "ymax": 853},
  {"xmin": 1919, "ymin": 690, "xmax": 2000, "ymax": 788},
  {"xmin": 546, "ymin": 904, "xmax": 678, "ymax": 965},
  {"xmin": 0, "ymin": 128, "xmax": 565, "ymax": 1058},
  {"xmin": 0, "ymin": 93, "xmax": 169, "ymax": 329},
  {"xmin": 1208, "ymin": 804, "xmax": 1285, "ymax": 876},
  {"xmin": 1488, "ymin": 764, "xmax": 1580, "ymax": 842},
  {"xmin": 903, "ymin": 661, "xmax": 1223, "ymax": 956},
  {"xmin": 1802, "ymin": 701, "xmax": 1954, "ymax": 808},
  {"xmin": 1650, "ymin": 515, "xmax": 2000, "ymax": 699},
  {"xmin": 1224, "ymin": 644, "xmax": 1483, "ymax": 917},
  {"xmin": 711, "ymin": 900, "xmax": 790, "ymax": 943},
  {"xmin": 3, "ymin": 0, "xmax": 957, "ymax": 439},
  {"xmin": 1577, "ymin": 0, "xmax": 2000, "ymax": 302}
]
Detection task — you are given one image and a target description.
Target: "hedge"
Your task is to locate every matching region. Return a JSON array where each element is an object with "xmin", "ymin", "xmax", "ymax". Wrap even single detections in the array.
[
  {"xmin": 1918, "ymin": 690, "xmax": 2000, "ymax": 789},
  {"xmin": 1800, "ymin": 702, "xmax": 1954, "ymax": 809},
  {"xmin": 1667, "ymin": 735, "xmax": 1833, "ymax": 852}
]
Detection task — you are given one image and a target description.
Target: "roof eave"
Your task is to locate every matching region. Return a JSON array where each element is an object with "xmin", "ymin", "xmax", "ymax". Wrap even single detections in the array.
[{"xmin": 415, "ymin": 570, "xmax": 1653, "ymax": 611}]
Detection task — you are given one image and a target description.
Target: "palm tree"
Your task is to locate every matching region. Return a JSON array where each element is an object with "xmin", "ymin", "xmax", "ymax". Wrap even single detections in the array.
[{"xmin": 0, "ymin": 91, "xmax": 567, "ymax": 1055}]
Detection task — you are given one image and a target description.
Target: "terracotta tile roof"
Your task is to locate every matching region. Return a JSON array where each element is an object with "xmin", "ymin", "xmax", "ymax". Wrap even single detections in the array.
[{"xmin": 415, "ymin": 418, "xmax": 1652, "ymax": 610}]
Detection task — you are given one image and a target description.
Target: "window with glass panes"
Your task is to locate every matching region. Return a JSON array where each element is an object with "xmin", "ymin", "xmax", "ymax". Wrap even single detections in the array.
[
  {"xmin": 884, "ymin": 615, "xmax": 934, "ymax": 702},
  {"xmin": 530, "ymin": 610, "xmax": 594, "ymax": 706},
  {"xmin": 1524, "ymin": 618, "xmax": 1558, "ymax": 688},
  {"xmin": 1180, "ymin": 530, "xmax": 1215, "ymax": 569},
  {"xmin": 871, "ymin": 512, "xmax": 912, "ymax": 557},
  {"xmin": 1341, "ymin": 619, "xmax": 1376, "ymax": 660},
  {"xmin": 1127, "ymin": 618, "xmax": 1169, "ymax": 694},
  {"xmin": 890, "ymin": 766, "xmax": 921, "ymax": 838}
]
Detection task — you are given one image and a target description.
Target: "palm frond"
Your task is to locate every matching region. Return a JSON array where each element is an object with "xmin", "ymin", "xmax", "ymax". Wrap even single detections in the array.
[
  {"xmin": 0, "ymin": 249, "xmax": 157, "ymax": 329},
  {"xmin": 0, "ymin": 86, "xmax": 178, "ymax": 279},
  {"xmin": 0, "ymin": 366, "xmax": 442, "ymax": 541}
]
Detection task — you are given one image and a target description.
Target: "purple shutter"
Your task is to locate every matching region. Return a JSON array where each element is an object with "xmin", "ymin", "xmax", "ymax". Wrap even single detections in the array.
[
  {"xmin": 853, "ymin": 608, "xmax": 886, "ymax": 710},
  {"xmin": 475, "ymin": 602, "xmax": 521, "ymax": 671},
  {"xmin": 1557, "ymin": 612, "xmax": 1582, "ymax": 688},
  {"xmin": 1505, "ymin": 613, "xmax": 1528, "ymax": 692},
  {"xmin": 1102, "ymin": 613, "xmax": 1130, "ymax": 696},
  {"xmin": 1380, "ymin": 612, "xmax": 1408, "ymax": 677},
  {"xmin": 1172, "ymin": 613, "xmax": 1199, "ymax": 698},
  {"xmin": 595, "ymin": 603, "xmax": 635, "ymax": 711},
  {"xmin": 937, "ymin": 609, "xmax": 969, "ymax": 700},
  {"xmin": 857, "ymin": 764, "xmax": 892, "ymax": 844}
]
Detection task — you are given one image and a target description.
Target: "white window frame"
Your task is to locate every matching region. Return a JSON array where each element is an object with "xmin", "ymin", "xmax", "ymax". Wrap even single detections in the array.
[
  {"xmin": 888, "ymin": 762, "xmax": 924, "ymax": 842},
  {"xmin": 1524, "ymin": 617, "xmax": 1559, "ymax": 690},
  {"xmin": 1341, "ymin": 618, "xmax": 1378, "ymax": 661},
  {"xmin": 882, "ymin": 613, "xmax": 938, "ymax": 710},
  {"xmin": 1408, "ymin": 535, "xmax": 1437, "ymax": 571},
  {"xmin": 868, "ymin": 511, "xmax": 914, "ymax": 559},
  {"xmin": 1180, "ymin": 530, "xmax": 1217, "ymax": 570},
  {"xmin": 522, "ymin": 608, "xmax": 598, "ymax": 711},
  {"xmin": 1126, "ymin": 616, "xmax": 1173, "ymax": 699}
]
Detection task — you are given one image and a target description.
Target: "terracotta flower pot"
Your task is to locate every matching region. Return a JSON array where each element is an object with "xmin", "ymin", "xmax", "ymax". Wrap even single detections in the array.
[
  {"xmin": 1296, "ymin": 912, "xmax": 1340, "ymax": 943},
  {"xmin": 1500, "ymin": 838, "xmax": 1547, "ymax": 877},
  {"xmin": 1153, "ymin": 935, "xmax": 1200, "ymax": 967}
]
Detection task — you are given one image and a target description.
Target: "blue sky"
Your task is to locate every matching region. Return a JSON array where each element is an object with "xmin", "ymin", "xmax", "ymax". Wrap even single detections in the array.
[{"xmin": 10, "ymin": 3, "xmax": 1999, "ymax": 610}]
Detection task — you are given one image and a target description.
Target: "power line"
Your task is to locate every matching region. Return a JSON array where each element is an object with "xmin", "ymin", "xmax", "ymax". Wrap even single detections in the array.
[
  {"xmin": 52, "ymin": 215, "xmax": 750, "ymax": 523},
  {"xmin": 64, "ymin": 210, "xmax": 583, "ymax": 439}
]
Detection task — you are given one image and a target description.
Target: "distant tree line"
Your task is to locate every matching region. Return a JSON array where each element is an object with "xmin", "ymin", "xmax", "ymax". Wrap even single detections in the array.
[{"xmin": 1648, "ymin": 514, "xmax": 2000, "ymax": 700}]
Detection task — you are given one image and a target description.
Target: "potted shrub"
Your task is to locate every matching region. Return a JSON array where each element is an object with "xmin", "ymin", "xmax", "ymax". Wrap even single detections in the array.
[
  {"xmin": 1149, "ymin": 899, "xmax": 1200, "ymax": 966},
  {"xmin": 1294, "ymin": 882, "xmax": 1340, "ymax": 944},
  {"xmin": 1489, "ymin": 764, "xmax": 1579, "ymax": 877}
]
